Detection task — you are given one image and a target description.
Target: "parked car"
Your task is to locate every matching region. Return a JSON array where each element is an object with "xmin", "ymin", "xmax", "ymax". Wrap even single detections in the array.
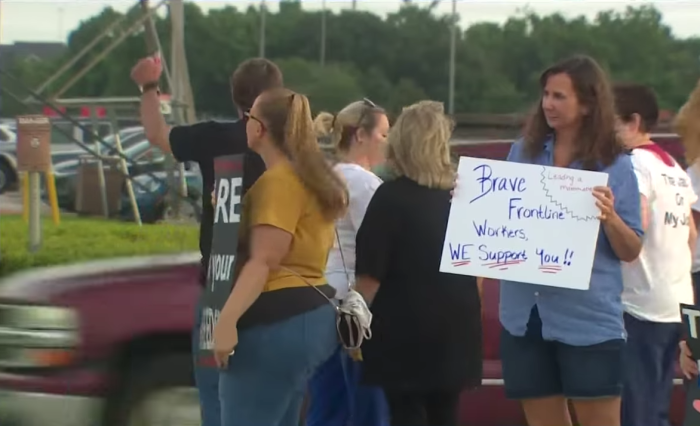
[
  {"xmin": 0, "ymin": 136, "xmax": 688, "ymax": 426},
  {"xmin": 0, "ymin": 124, "xmax": 16, "ymax": 145},
  {"xmin": 0, "ymin": 126, "xmax": 144, "ymax": 194},
  {"xmin": 49, "ymin": 137, "xmax": 165, "ymax": 212},
  {"xmin": 119, "ymin": 169, "xmax": 203, "ymax": 224}
]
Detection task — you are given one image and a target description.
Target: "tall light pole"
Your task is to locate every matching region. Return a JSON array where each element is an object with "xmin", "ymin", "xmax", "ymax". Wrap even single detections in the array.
[
  {"xmin": 259, "ymin": 0, "xmax": 267, "ymax": 58},
  {"xmin": 320, "ymin": 0, "xmax": 327, "ymax": 67},
  {"xmin": 447, "ymin": 0, "xmax": 457, "ymax": 115}
]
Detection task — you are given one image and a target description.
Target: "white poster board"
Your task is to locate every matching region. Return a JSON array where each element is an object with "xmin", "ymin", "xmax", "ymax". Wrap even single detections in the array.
[{"xmin": 440, "ymin": 157, "xmax": 609, "ymax": 290}]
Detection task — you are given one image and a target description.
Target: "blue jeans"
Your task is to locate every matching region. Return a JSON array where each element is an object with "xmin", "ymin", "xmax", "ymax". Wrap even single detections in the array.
[
  {"xmin": 192, "ymin": 297, "xmax": 221, "ymax": 426},
  {"xmin": 306, "ymin": 346, "xmax": 389, "ymax": 426},
  {"xmin": 621, "ymin": 313, "xmax": 681, "ymax": 426},
  {"xmin": 693, "ymin": 271, "xmax": 700, "ymax": 303},
  {"xmin": 219, "ymin": 304, "xmax": 337, "ymax": 426}
]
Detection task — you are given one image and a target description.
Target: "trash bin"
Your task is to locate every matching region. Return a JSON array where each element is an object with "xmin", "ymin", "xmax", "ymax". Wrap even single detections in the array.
[{"xmin": 74, "ymin": 155, "xmax": 125, "ymax": 216}]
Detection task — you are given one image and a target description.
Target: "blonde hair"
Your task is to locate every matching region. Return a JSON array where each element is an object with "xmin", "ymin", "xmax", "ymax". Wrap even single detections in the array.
[
  {"xmin": 675, "ymin": 78, "xmax": 700, "ymax": 165},
  {"xmin": 313, "ymin": 100, "xmax": 385, "ymax": 154},
  {"xmin": 256, "ymin": 88, "xmax": 348, "ymax": 220},
  {"xmin": 386, "ymin": 100, "xmax": 454, "ymax": 190}
]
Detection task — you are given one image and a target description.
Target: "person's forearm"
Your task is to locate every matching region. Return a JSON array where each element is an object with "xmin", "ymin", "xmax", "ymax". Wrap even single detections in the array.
[
  {"xmin": 356, "ymin": 275, "xmax": 380, "ymax": 305},
  {"xmin": 603, "ymin": 213, "xmax": 642, "ymax": 262},
  {"xmin": 689, "ymin": 215, "xmax": 698, "ymax": 260},
  {"xmin": 140, "ymin": 90, "xmax": 172, "ymax": 154},
  {"xmin": 218, "ymin": 259, "xmax": 270, "ymax": 325}
]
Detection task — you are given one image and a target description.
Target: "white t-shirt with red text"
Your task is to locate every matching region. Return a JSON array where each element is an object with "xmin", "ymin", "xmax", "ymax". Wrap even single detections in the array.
[{"xmin": 622, "ymin": 149, "xmax": 696, "ymax": 323}]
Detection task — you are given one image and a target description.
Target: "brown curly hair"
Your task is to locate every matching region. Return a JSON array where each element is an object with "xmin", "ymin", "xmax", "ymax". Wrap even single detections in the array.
[{"xmin": 523, "ymin": 55, "xmax": 624, "ymax": 170}]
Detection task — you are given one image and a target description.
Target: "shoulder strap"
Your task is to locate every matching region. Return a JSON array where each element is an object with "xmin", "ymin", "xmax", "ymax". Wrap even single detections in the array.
[{"xmin": 335, "ymin": 229, "xmax": 352, "ymax": 291}]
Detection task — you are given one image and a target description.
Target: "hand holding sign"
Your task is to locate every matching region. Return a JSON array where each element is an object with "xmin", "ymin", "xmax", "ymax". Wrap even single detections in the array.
[
  {"xmin": 680, "ymin": 341, "xmax": 698, "ymax": 380},
  {"xmin": 213, "ymin": 316, "xmax": 238, "ymax": 369},
  {"xmin": 592, "ymin": 186, "xmax": 615, "ymax": 222},
  {"xmin": 681, "ymin": 304, "xmax": 700, "ymax": 426}
]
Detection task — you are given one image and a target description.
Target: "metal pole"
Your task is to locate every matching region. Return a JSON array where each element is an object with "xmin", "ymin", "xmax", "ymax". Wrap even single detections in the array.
[
  {"xmin": 320, "ymin": 0, "xmax": 327, "ymax": 67},
  {"xmin": 259, "ymin": 0, "xmax": 266, "ymax": 58},
  {"xmin": 108, "ymin": 108, "xmax": 142, "ymax": 225},
  {"xmin": 90, "ymin": 107, "xmax": 110, "ymax": 218},
  {"xmin": 448, "ymin": 0, "xmax": 457, "ymax": 115},
  {"xmin": 34, "ymin": 1, "xmax": 140, "ymax": 96},
  {"xmin": 27, "ymin": 172, "xmax": 42, "ymax": 252},
  {"xmin": 52, "ymin": 0, "xmax": 166, "ymax": 99}
]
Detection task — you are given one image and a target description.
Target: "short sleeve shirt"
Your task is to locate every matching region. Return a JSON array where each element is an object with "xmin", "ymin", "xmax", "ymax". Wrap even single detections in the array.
[
  {"xmin": 242, "ymin": 161, "xmax": 335, "ymax": 292},
  {"xmin": 168, "ymin": 120, "xmax": 266, "ymax": 285},
  {"xmin": 499, "ymin": 137, "xmax": 643, "ymax": 346},
  {"xmin": 622, "ymin": 149, "xmax": 696, "ymax": 322}
]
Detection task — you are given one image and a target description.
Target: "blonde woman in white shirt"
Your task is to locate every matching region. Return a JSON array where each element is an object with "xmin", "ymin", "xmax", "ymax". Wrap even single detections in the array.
[
  {"xmin": 614, "ymin": 83, "xmax": 697, "ymax": 426},
  {"xmin": 306, "ymin": 99, "xmax": 390, "ymax": 426}
]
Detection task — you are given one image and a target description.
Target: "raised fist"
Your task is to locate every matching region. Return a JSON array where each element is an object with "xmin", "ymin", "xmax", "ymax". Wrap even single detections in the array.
[{"xmin": 130, "ymin": 55, "xmax": 162, "ymax": 87}]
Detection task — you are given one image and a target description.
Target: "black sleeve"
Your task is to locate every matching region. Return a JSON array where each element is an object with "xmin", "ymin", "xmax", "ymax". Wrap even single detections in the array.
[
  {"xmin": 355, "ymin": 183, "xmax": 397, "ymax": 282},
  {"xmin": 169, "ymin": 120, "xmax": 248, "ymax": 163}
]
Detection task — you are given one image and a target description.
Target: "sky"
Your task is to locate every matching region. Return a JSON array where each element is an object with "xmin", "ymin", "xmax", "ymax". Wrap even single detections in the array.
[{"xmin": 1, "ymin": 0, "xmax": 699, "ymax": 44}]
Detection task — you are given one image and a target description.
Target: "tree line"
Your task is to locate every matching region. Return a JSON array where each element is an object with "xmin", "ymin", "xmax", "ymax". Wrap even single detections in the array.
[{"xmin": 3, "ymin": 1, "xmax": 700, "ymax": 119}]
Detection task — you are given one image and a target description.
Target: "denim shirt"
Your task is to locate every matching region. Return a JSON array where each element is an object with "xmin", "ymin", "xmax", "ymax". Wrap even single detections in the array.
[{"xmin": 499, "ymin": 137, "xmax": 643, "ymax": 346}]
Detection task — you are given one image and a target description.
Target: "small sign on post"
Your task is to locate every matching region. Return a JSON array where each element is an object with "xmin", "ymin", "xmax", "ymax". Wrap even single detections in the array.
[
  {"xmin": 16, "ymin": 115, "xmax": 60, "ymax": 252},
  {"xmin": 16, "ymin": 115, "xmax": 51, "ymax": 172}
]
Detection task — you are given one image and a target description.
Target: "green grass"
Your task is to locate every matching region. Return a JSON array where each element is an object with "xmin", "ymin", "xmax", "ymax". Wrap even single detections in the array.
[{"xmin": 0, "ymin": 215, "xmax": 199, "ymax": 278}]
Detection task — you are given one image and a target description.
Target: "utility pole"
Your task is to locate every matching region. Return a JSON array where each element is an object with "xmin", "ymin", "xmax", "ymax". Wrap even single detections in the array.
[
  {"xmin": 448, "ymin": 0, "xmax": 457, "ymax": 115},
  {"xmin": 320, "ymin": 0, "xmax": 327, "ymax": 67},
  {"xmin": 259, "ymin": 0, "xmax": 266, "ymax": 58},
  {"xmin": 352, "ymin": 0, "xmax": 357, "ymax": 10}
]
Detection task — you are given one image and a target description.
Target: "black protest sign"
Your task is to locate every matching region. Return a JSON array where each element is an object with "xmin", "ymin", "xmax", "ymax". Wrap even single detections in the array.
[
  {"xmin": 198, "ymin": 155, "xmax": 244, "ymax": 363},
  {"xmin": 681, "ymin": 303, "xmax": 700, "ymax": 426}
]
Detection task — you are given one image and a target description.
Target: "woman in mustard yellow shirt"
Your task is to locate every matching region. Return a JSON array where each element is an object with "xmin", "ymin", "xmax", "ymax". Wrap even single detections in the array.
[{"xmin": 213, "ymin": 88, "xmax": 348, "ymax": 426}]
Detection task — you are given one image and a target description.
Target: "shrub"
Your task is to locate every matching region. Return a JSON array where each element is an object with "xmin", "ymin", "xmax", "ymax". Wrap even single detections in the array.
[{"xmin": 0, "ymin": 215, "xmax": 199, "ymax": 278}]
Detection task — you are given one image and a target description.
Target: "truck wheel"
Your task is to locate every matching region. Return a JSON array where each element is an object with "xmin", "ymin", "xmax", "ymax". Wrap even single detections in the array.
[{"xmin": 105, "ymin": 353, "xmax": 200, "ymax": 426}]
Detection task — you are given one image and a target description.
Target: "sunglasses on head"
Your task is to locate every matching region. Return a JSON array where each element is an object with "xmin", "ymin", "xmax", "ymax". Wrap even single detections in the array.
[{"xmin": 356, "ymin": 98, "xmax": 379, "ymax": 127}]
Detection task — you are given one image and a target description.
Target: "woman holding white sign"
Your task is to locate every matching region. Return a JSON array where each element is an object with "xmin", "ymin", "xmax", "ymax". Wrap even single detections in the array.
[
  {"xmin": 212, "ymin": 88, "xmax": 349, "ymax": 426},
  {"xmin": 494, "ymin": 56, "xmax": 643, "ymax": 426},
  {"xmin": 355, "ymin": 101, "xmax": 482, "ymax": 426},
  {"xmin": 306, "ymin": 100, "xmax": 391, "ymax": 426}
]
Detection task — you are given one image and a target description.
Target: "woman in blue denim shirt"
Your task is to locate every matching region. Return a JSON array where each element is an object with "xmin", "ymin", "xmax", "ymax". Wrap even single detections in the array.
[{"xmin": 498, "ymin": 56, "xmax": 643, "ymax": 426}]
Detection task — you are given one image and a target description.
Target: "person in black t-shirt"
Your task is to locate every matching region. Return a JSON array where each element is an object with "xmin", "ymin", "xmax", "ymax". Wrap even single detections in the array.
[
  {"xmin": 130, "ymin": 55, "xmax": 283, "ymax": 426},
  {"xmin": 355, "ymin": 101, "xmax": 483, "ymax": 426}
]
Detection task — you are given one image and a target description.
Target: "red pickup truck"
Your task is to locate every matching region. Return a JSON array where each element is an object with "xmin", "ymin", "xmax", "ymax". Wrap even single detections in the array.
[{"xmin": 0, "ymin": 135, "xmax": 688, "ymax": 426}]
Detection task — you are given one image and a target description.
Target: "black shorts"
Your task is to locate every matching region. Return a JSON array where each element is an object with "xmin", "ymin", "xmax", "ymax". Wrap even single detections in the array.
[{"xmin": 500, "ymin": 307, "xmax": 625, "ymax": 400}]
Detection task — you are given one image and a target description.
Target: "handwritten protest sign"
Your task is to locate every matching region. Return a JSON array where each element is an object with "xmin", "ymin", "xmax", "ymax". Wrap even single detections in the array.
[
  {"xmin": 440, "ymin": 157, "xmax": 608, "ymax": 290},
  {"xmin": 198, "ymin": 155, "xmax": 243, "ymax": 362},
  {"xmin": 682, "ymin": 304, "xmax": 700, "ymax": 426}
]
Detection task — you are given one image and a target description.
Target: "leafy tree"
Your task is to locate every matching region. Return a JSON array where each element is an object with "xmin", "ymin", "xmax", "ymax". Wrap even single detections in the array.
[{"xmin": 2, "ymin": 2, "xmax": 699, "ymax": 119}]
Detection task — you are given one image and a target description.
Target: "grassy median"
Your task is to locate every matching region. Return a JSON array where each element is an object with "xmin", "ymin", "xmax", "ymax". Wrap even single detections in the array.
[{"xmin": 0, "ymin": 215, "xmax": 199, "ymax": 278}]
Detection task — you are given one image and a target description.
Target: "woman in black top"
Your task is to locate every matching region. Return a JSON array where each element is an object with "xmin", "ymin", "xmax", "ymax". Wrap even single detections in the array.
[{"xmin": 355, "ymin": 100, "xmax": 482, "ymax": 426}]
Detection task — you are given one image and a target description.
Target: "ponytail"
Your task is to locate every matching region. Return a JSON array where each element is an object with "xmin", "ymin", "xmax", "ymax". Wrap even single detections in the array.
[{"xmin": 286, "ymin": 94, "xmax": 348, "ymax": 220}]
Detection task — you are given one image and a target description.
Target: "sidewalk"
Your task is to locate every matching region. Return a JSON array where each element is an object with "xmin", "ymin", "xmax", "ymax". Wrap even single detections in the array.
[{"xmin": 0, "ymin": 191, "xmax": 54, "ymax": 215}]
